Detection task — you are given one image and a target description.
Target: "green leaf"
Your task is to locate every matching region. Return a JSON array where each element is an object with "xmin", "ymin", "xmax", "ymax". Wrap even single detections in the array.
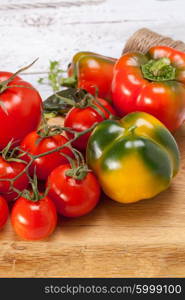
[
  {"xmin": 37, "ymin": 60, "xmax": 66, "ymax": 92},
  {"xmin": 43, "ymin": 88, "xmax": 87, "ymax": 116}
]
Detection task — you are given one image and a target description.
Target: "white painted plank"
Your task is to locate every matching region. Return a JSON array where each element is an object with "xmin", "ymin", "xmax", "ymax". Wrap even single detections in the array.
[{"xmin": 0, "ymin": 0, "xmax": 185, "ymax": 99}]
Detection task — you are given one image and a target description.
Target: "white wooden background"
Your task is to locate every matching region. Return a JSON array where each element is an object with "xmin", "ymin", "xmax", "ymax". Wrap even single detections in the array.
[
  {"xmin": 1, "ymin": 0, "xmax": 185, "ymax": 278},
  {"xmin": 1, "ymin": 0, "xmax": 185, "ymax": 99}
]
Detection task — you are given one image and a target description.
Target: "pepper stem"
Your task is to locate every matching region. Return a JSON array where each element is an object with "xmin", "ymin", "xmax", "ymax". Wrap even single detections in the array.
[
  {"xmin": 61, "ymin": 76, "xmax": 77, "ymax": 88},
  {"xmin": 150, "ymin": 58, "xmax": 170, "ymax": 76},
  {"xmin": 141, "ymin": 58, "xmax": 176, "ymax": 81}
]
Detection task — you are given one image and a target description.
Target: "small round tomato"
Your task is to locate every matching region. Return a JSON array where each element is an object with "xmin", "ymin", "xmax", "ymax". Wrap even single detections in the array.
[
  {"xmin": 0, "ymin": 72, "xmax": 42, "ymax": 149},
  {"xmin": 0, "ymin": 156, "xmax": 29, "ymax": 201},
  {"xmin": 0, "ymin": 196, "xmax": 9, "ymax": 229},
  {"xmin": 64, "ymin": 97, "xmax": 116, "ymax": 150},
  {"xmin": 20, "ymin": 131, "xmax": 73, "ymax": 181},
  {"xmin": 11, "ymin": 196, "xmax": 57, "ymax": 240},
  {"xmin": 47, "ymin": 164, "xmax": 101, "ymax": 217}
]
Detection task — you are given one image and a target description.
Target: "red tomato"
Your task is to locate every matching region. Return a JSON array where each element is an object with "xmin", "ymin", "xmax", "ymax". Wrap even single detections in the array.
[
  {"xmin": 0, "ymin": 72, "xmax": 42, "ymax": 149},
  {"xmin": 47, "ymin": 164, "xmax": 101, "ymax": 217},
  {"xmin": 20, "ymin": 132, "xmax": 73, "ymax": 180},
  {"xmin": 0, "ymin": 156, "xmax": 29, "ymax": 201},
  {"xmin": 11, "ymin": 196, "xmax": 57, "ymax": 240},
  {"xmin": 64, "ymin": 97, "xmax": 116, "ymax": 150},
  {"xmin": 0, "ymin": 196, "xmax": 9, "ymax": 229}
]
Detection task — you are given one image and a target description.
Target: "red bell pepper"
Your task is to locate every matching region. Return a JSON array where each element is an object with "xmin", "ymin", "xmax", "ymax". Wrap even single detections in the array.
[
  {"xmin": 62, "ymin": 51, "xmax": 116, "ymax": 101},
  {"xmin": 112, "ymin": 46, "xmax": 185, "ymax": 131}
]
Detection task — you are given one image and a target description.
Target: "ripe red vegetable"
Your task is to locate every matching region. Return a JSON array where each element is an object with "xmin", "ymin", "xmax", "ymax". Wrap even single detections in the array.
[
  {"xmin": 62, "ymin": 51, "xmax": 116, "ymax": 101},
  {"xmin": 20, "ymin": 130, "xmax": 73, "ymax": 181},
  {"xmin": 11, "ymin": 195, "xmax": 57, "ymax": 240},
  {"xmin": 0, "ymin": 156, "xmax": 29, "ymax": 201},
  {"xmin": 47, "ymin": 164, "xmax": 101, "ymax": 218},
  {"xmin": 112, "ymin": 46, "xmax": 185, "ymax": 131},
  {"xmin": 0, "ymin": 71, "xmax": 42, "ymax": 149},
  {"xmin": 64, "ymin": 97, "xmax": 116, "ymax": 150},
  {"xmin": 0, "ymin": 196, "xmax": 9, "ymax": 229}
]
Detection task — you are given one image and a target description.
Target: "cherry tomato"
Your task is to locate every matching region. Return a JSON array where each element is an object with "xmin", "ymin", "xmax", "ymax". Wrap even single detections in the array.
[
  {"xmin": 0, "ymin": 156, "xmax": 29, "ymax": 201},
  {"xmin": 64, "ymin": 97, "xmax": 116, "ymax": 150},
  {"xmin": 0, "ymin": 196, "xmax": 9, "ymax": 229},
  {"xmin": 20, "ymin": 132, "xmax": 73, "ymax": 181},
  {"xmin": 47, "ymin": 164, "xmax": 101, "ymax": 217},
  {"xmin": 0, "ymin": 72, "xmax": 42, "ymax": 149},
  {"xmin": 11, "ymin": 196, "xmax": 57, "ymax": 240}
]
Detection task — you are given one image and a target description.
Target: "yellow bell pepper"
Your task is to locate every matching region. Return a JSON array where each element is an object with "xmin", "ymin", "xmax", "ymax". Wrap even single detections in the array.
[{"xmin": 87, "ymin": 112, "xmax": 180, "ymax": 203}]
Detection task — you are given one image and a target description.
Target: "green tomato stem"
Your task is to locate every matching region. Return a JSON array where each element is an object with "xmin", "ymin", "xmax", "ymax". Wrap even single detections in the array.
[{"xmin": 0, "ymin": 123, "xmax": 97, "ymax": 186}]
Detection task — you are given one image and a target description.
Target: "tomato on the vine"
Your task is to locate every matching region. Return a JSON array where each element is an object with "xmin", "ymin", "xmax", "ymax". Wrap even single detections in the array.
[
  {"xmin": 0, "ymin": 71, "xmax": 42, "ymax": 149},
  {"xmin": 11, "ymin": 195, "xmax": 57, "ymax": 240},
  {"xmin": 20, "ymin": 131, "xmax": 73, "ymax": 181},
  {"xmin": 0, "ymin": 156, "xmax": 29, "ymax": 201},
  {"xmin": 64, "ymin": 97, "xmax": 116, "ymax": 150},
  {"xmin": 0, "ymin": 196, "xmax": 9, "ymax": 229},
  {"xmin": 47, "ymin": 164, "xmax": 101, "ymax": 218}
]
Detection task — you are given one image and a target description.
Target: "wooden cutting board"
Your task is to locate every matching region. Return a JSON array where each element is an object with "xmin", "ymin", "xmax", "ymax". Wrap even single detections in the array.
[{"xmin": 0, "ymin": 117, "xmax": 185, "ymax": 278}]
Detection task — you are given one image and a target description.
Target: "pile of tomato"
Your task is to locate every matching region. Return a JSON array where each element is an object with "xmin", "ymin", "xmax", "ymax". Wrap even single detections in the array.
[
  {"xmin": 0, "ymin": 65, "xmax": 116, "ymax": 240},
  {"xmin": 1, "ymin": 45, "xmax": 185, "ymax": 240}
]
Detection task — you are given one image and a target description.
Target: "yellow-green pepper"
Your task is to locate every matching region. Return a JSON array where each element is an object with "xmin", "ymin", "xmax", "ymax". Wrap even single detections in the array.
[{"xmin": 86, "ymin": 112, "xmax": 180, "ymax": 203}]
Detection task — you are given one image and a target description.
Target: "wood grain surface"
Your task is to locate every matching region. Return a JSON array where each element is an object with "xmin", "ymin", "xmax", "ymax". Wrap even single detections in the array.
[
  {"xmin": 1, "ymin": 0, "xmax": 185, "ymax": 278},
  {"xmin": 0, "ymin": 117, "xmax": 185, "ymax": 278}
]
